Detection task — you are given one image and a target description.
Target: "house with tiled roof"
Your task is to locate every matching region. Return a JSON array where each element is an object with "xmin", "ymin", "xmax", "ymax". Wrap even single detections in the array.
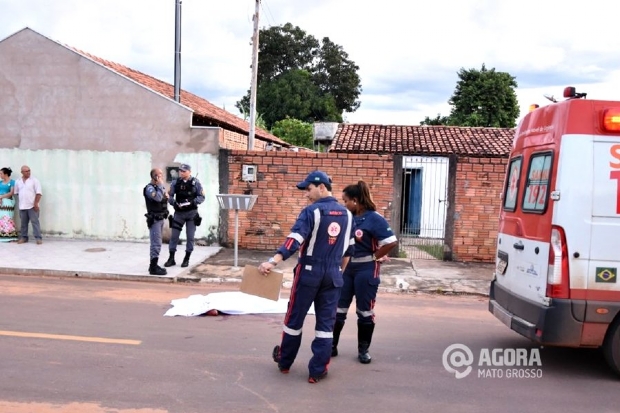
[
  {"xmin": 73, "ymin": 47, "xmax": 289, "ymax": 150},
  {"xmin": 0, "ymin": 27, "xmax": 289, "ymax": 243},
  {"xmin": 328, "ymin": 124, "xmax": 514, "ymax": 156},
  {"xmin": 325, "ymin": 123, "xmax": 514, "ymax": 262}
]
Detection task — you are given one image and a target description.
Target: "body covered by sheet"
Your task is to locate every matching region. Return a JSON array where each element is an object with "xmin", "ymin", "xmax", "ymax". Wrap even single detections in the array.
[{"xmin": 164, "ymin": 291, "xmax": 316, "ymax": 317}]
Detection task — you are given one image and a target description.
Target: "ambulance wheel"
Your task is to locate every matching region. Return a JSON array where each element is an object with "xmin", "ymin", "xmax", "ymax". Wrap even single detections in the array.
[{"xmin": 603, "ymin": 316, "xmax": 620, "ymax": 376}]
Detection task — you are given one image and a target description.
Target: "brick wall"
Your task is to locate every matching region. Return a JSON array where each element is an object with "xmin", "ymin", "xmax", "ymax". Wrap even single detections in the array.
[
  {"xmin": 221, "ymin": 150, "xmax": 507, "ymax": 262},
  {"xmin": 452, "ymin": 157, "xmax": 507, "ymax": 262},
  {"xmin": 221, "ymin": 130, "xmax": 269, "ymax": 150},
  {"xmin": 223, "ymin": 150, "xmax": 394, "ymax": 251}
]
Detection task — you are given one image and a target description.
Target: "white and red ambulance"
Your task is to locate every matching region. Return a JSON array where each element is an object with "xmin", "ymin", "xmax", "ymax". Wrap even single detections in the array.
[{"xmin": 489, "ymin": 86, "xmax": 620, "ymax": 374}]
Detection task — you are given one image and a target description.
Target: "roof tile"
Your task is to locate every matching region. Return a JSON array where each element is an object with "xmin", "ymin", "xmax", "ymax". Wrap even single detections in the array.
[
  {"xmin": 329, "ymin": 124, "xmax": 514, "ymax": 157},
  {"xmin": 71, "ymin": 48, "xmax": 288, "ymax": 146}
]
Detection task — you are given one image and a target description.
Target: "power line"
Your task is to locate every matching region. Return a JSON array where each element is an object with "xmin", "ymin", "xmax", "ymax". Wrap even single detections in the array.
[{"xmin": 260, "ymin": 0, "xmax": 276, "ymax": 27}]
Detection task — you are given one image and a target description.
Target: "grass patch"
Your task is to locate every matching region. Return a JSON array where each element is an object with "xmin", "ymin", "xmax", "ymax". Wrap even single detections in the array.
[{"xmin": 415, "ymin": 244, "xmax": 444, "ymax": 260}]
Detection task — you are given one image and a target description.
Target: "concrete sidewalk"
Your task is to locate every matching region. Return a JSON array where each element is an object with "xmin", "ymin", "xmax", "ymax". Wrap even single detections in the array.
[
  {"xmin": 0, "ymin": 238, "xmax": 220, "ymax": 282},
  {"xmin": 0, "ymin": 238, "xmax": 494, "ymax": 296}
]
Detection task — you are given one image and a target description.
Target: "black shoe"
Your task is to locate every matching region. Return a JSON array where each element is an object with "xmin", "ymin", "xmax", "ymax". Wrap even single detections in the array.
[
  {"xmin": 331, "ymin": 346, "xmax": 338, "ymax": 357},
  {"xmin": 164, "ymin": 253, "xmax": 176, "ymax": 267},
  {"xmin": 272, "ymin": 345, "xmax": 289, "ymax": 373},
  {"xmin": 358, "ymin": 350, "xmax": 372, "ymax": 364},
  {"xmin": 149, "ymin": 265, "xmax": 167, "ymax": 276},
  {"xmin": 149, "ymin": 258, "xmax": 167, "ymax": 276},
  {"xmin": 181, "ymin": 252, "xmax": 191, "ymax": 268},
  {"xmin": 308, "ymin": 370, "xmax": 328, "ymax": 384}
]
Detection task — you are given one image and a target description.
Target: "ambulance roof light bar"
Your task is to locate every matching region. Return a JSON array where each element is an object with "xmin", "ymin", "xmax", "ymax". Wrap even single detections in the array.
[{"xmin": 563, "ymin": 86, "xmax": 587, "ymax": 100}]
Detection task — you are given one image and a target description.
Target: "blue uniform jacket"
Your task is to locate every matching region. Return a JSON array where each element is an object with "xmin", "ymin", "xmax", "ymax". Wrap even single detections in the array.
[{"xmin": 276, "ymin": 196, "xmax": 355, "ymax": 286}]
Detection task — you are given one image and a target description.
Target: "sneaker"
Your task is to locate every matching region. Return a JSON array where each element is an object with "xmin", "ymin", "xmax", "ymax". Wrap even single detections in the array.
[
  {"xmin": 272, "ymin": 345, "xmax": 289, "ymax": 374},
  {"xmin": 308, "ymin": 370, "xmax": 328, "ymax": 384},
  {"xmin": 17, "ymin": 239, "xmax": 27, "ymax": 244},
  {"xmin": 36, "ymin": 240, "xmax": 42, "ymax": 245}
]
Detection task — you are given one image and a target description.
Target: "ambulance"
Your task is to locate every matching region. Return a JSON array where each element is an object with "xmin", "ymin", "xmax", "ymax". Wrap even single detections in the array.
[{"xmin": 489, "ymin": 86, "xmax": 620, "ymax": 375}]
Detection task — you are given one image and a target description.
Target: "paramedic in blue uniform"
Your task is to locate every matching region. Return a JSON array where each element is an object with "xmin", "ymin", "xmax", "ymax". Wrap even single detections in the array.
[
  {"xmin": 164, "ymin": 163, "xmax": 205, "ymax": 268},
  {"xmin": 333, "ymin": 180, "xmax": 398, "ymax": 364},
  {"xmin": 144, "ymin": 168, "xmax": 169, "ymax": 276},
  {"xmin": 258, "ymin": 170, "xmax": 355, "ymax": 384}
]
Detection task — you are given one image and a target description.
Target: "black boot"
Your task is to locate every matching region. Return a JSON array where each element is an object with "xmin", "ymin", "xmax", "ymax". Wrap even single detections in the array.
[
  {"xmin": 164, "ymin": 251, "xmax": 176, "ymax": 267},
  {"xmin": 149, "ymin": 258, "xmax": 167, "ymax": 276},
  {"xmin": 181, "ymin": 251, "xmax": 191, "ymax": 267},
  {"xmin": 358, "ymin": 323, "xmax": 375, "ymax": 364},
  {"xmin": 331, "ymin": 320, "xmax": 345, "ymax": 357}
]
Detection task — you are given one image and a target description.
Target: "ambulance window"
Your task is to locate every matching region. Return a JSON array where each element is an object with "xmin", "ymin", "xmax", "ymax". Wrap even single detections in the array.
[
  {"xmin": 503, "ymin": 157, "xmax": 522, "ymax": 211},
  {"xmin": 522, "ymin": 152, "xmax": 553, "ymax": 213}
]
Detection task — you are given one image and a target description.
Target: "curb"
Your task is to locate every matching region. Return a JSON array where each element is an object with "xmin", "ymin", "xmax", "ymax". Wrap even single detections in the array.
[{"xmin": 0, "ymin": 267, "xmax": 490, "ymax": 297}]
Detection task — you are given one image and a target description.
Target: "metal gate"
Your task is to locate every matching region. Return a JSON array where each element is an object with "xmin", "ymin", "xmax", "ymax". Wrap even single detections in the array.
[{"xmin": 397, "ymin": 156, "xmax": 450, "ymax": 260}]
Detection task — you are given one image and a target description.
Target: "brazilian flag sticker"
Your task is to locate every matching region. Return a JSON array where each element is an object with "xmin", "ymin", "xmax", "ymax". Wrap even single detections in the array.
[{"xmin": 596, "ymin": 267, "xmax": 617, "ymax": 283}]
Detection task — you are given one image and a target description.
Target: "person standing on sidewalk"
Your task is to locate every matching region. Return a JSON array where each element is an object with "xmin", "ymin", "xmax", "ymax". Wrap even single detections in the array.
[
  {"xmin": 333, "ymin": 180, "xmax": 398, "ymax": 364},
  {"xmin": 144, "ymin": 168, "xmax": 169, "ymax": 276},
  {"xmin": 164, "ymin": 164, "xmax": 205, "ymax": 268},
  {"xmin": 15, "ymin": 165, "xmax": 43, "ymax": 245},
  {"xmin": 258, "ymin": 170, "xmax": 355, "ymax": 384}
]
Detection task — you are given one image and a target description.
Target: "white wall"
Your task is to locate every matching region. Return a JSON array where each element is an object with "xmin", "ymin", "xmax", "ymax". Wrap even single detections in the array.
[{"xmin": 1, "ymin": 149, "xmax": 219, "ymax": 241}]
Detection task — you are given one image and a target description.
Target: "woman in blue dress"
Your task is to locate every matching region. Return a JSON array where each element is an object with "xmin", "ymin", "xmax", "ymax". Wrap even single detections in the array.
[
  {"xmin": 0, "ymin": 167, "xmax": 18, "ymax": 242},
  {"xmin": 333, "ymin": 180, "xmax": 398, "ymax": 364}
]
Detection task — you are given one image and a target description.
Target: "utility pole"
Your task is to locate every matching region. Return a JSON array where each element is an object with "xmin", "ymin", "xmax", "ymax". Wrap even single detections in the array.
[
  {"xmin": 173, "ymin": 0, "xmax": 182, "ymax": 102},
  {"xmin": 248, "ymin": 0, "xmax": 260, "ymax": 150}
]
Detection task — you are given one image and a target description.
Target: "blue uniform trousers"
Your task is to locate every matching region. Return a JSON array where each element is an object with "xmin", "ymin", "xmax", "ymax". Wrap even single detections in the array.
[
  {"xmin": 149, "ymin": 218, "xmax": 164, "ymax": 259},
  {"xmin": 169, "ymin": 209, "xmax": 197, "ymax": 252},
  {"xmin": 336, "ymin": 261, "xmax": 380, "ymax": 325},
  {"xmin": 278, "ymin": 263, "xmax": 341, "ymax": 378}
]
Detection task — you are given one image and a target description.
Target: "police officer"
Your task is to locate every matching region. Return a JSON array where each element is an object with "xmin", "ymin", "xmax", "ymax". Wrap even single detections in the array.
[
  {"xmin": 164, "ymin": 163, "xmax": 205, "ymax": 268},
  {"xmin": 258, "ymin": 171, "xmax": 355, "ymax": 384},
  {"xmin": 144, "ymin": 168, "xmax": 169, "ymax": 276},
  {"xmin": 334, "ymin": 180, "xmax": 398, "ymax": 364}
]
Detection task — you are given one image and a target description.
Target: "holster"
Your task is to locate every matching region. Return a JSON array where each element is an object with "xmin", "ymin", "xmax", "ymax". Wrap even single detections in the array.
[
  {"xmin": 168, "ymin": 215, "xmax": 174, "ymax": 228},
  {"xmin": 194, "ymin": 213, "xmax": 202, "ymax": 227},
  {"xmin": 145, "ymin": 213, "xmax": 154, "ymax": 229}
]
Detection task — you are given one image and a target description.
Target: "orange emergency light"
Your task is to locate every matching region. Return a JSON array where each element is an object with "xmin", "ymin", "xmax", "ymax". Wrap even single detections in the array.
[
  {"xmin": 529, "ymin": 104, "xmax": 540, "ymax": 112},
  {"xmin": 603, "ymin": 108, "xmax": 620, "ymax": 132}
]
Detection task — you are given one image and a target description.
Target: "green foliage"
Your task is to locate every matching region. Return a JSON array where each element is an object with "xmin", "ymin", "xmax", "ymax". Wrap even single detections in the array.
[
  {"xmin": 449, "ymin": 64, "xmax": 520, "ymax": 128},
  {"xmin": 236, "ymin": 23, "xmax": 361, "ymax": 129},
  {"xmin": 257, "ymin": 69, "xmax": 341, "ymax": 129},
  {"xmin": 420, "ymin": 114, "xmax": 450, "ymax": 126},
  {"xmin": 238, "ymin": 106, "xmax": 268, "ymax": 130},
  {"xmin": 420, "ymin": 64, "xmax": 520, "ymax": 128},
  {"xmin": 271, "ymin": 117, "xmax": 314, "ymax": 149}
]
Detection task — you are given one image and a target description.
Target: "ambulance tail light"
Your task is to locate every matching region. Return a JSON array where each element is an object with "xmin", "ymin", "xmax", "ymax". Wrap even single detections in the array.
[
  {"xmin": 603, "ymin": 108, "xmax": 620, "ymax": 132},
  {"xmin": 547, "ymin": 226, "xmax": 570, "ymax": 299}
]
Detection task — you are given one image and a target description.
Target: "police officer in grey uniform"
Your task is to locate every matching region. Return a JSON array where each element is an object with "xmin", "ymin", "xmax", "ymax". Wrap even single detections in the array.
[
  {"xmin": 164, "ymin": 163, "xmax": 205, "ymax": 268},
  {"xmin": 144, "ymin": 168, "xmax": 169, "ymax": 276}
]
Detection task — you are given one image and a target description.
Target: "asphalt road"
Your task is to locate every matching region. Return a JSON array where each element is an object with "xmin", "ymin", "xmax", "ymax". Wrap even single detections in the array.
[{"xmin": 1, "ymin": 274, "xmax": 619, "ymax": 413}]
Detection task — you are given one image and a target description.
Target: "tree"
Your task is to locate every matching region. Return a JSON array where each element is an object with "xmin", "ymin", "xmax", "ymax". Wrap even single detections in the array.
[
  {"xmin": 420, "ymin": 64, "xmax": 520, "ymax": 128},
  {"xmin": 420, "ymin": 114, "xmax": 450, "ymax": 126},
  {"xmin": 271, "ymin": 117, "xmax": 314, "ymax": 149},
  {"xmin": 253, "ymin": 69, "xmax": 340, "ymax": 128},
  {"xmin": 236, "ymin": 23, "xmax": 362, "ymax": 129}
]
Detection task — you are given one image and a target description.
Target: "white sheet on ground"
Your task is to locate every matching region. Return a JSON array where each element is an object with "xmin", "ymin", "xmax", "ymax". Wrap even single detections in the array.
[{"xmin": 164, "ymin": 291, "xmax": 316, "ymax": 317}]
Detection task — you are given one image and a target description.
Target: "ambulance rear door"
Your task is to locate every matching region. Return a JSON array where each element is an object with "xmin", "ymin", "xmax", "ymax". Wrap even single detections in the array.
[{"xmin": 495, "ymin": 146, "xmax": 554, "ymax": 307}]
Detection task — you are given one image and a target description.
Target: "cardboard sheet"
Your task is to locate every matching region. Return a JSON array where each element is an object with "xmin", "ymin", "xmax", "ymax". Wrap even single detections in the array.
[{"xmin": 239, "ymin": 265, "xmax": 283, "ymax": 301}]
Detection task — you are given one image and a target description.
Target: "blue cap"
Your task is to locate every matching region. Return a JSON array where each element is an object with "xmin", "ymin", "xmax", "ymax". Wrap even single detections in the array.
[
  {"xmin": 179, "ymin": 163, "xmax": 191, "ymax": 171},
  {"xmin": 296, "ymin": 171, "xmax": 331, "ymax": 189}
]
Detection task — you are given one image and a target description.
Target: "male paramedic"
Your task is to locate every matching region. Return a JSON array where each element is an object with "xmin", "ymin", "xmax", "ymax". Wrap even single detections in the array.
[{"xmin": 258, "ymin": 170, "xmax": 355, "ymax": 384}]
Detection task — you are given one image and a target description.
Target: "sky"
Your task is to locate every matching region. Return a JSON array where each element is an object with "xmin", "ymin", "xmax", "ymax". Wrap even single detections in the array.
[{"xmin": 2, "ymin": 0, "xmax": 620, "ymax": 126}]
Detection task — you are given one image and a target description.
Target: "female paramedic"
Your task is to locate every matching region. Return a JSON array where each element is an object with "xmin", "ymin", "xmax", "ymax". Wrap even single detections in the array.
[{"xmin": 333, "ymin": 180, "xmax": 398, "ymax": 364}]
